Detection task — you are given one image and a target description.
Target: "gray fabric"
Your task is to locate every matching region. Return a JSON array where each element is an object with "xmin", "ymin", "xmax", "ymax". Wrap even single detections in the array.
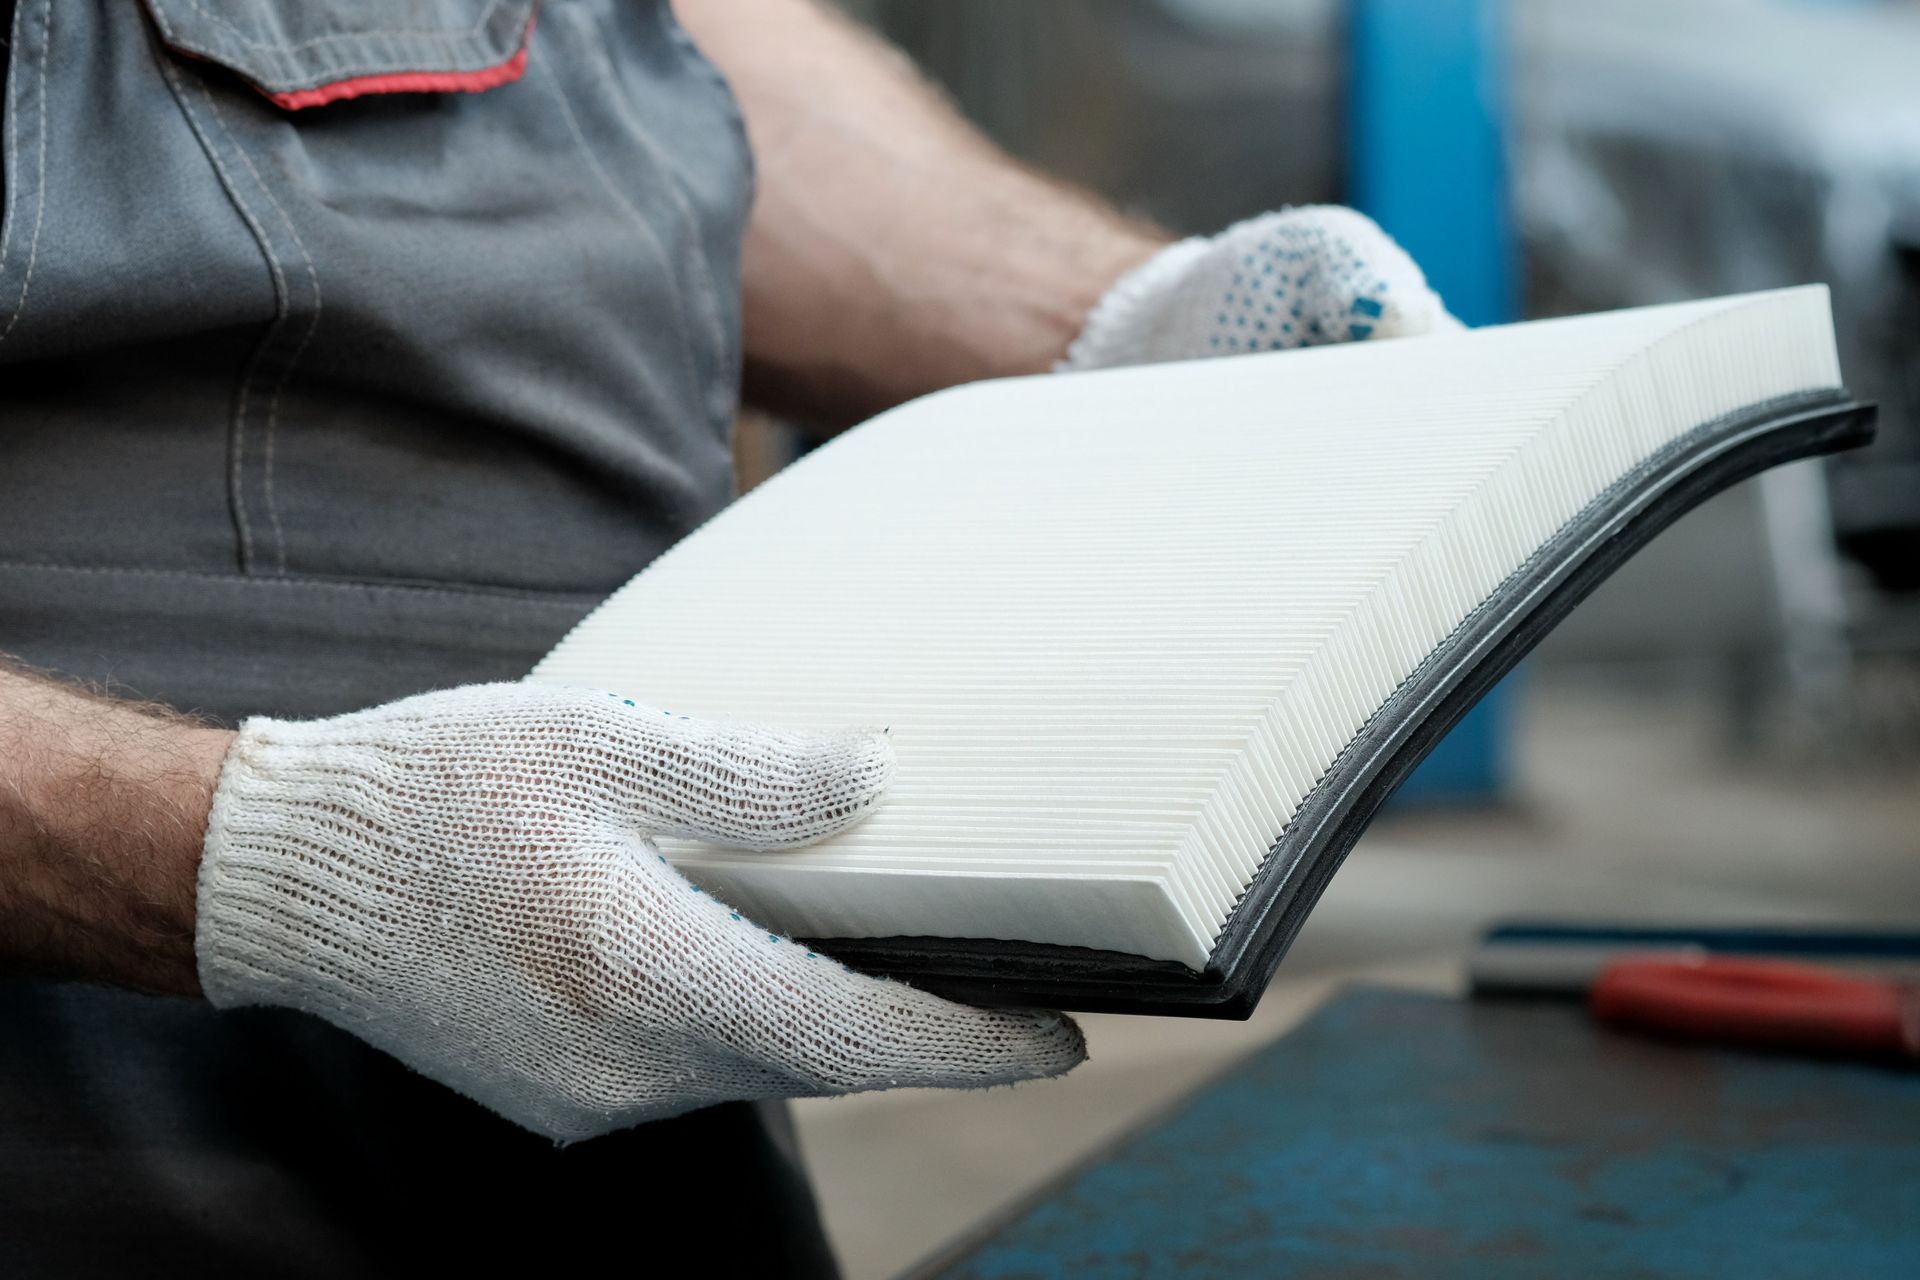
[
  {"xmin": 0, "ymin": 984, "xmax": 841, "ymax": 1278},
  {"xmin": 0, "ymin": 3, "xmax": 839, "ymax": 1274},
  {"xmin": 0, "ymin": 1, "xmax": 12, "ymax": 162},
  {"xmin": 0, "ymin": 0, "xmax": 748, "ymax": 718}
]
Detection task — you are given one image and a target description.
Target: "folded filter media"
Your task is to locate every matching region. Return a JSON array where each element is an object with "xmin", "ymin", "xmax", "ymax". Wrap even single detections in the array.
[{"xmin": 532, "ymin": 287, "xmax": 1875, "ymax": 1016}]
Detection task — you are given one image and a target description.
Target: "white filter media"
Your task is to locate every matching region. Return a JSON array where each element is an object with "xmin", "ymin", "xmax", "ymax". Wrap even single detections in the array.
[{"xmin": 532, "ymin": 287, "xmax": 1842, "ymax": 969}]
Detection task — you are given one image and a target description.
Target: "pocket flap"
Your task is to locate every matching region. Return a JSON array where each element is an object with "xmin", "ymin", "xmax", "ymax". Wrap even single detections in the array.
[{"xmin": 143, "ymin": 0, "xmax": 539, "ymax": 110}]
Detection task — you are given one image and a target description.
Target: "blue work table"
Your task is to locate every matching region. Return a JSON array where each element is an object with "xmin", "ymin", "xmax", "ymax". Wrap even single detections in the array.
[{"xmin": 921, "ymin": 988, "xmax": 1920, "ymax": 1279}]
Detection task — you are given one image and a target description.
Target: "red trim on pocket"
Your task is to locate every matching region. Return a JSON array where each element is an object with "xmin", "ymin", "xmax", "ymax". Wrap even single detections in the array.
[{"xmin": 267, "ymin": 13, "xmax": 536, "ymax": 111}]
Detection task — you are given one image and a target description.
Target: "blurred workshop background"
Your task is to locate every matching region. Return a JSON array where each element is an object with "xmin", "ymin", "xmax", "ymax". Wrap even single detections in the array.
[{"xmin": 750, "ymin": 2, "xmax": 1920, "ymax": 1275}]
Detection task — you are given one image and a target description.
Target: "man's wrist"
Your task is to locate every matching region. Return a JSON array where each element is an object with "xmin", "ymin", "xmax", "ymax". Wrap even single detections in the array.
[{"xmin": 0, "ymin": 668, "xmax": 232, "ymax": 995}]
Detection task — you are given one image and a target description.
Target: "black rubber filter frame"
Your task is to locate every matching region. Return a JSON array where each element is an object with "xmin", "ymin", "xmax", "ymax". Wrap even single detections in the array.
[{"xmin": 808, "ymin": 393, "xmax": 1878, "ymax": 1018}]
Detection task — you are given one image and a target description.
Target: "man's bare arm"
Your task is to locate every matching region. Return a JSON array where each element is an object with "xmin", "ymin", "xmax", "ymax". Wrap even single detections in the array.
[
  {"xmin": 674, "ymin": 0, "xmax": 1167, "ymax": 426},
  {"xmin": 0, "ymin": 663, "xmax": 231, "ymax": 995}
]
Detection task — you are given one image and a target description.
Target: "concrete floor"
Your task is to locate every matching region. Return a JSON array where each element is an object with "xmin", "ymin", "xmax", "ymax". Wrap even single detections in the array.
[{"xmin": 791, "ymin": 675, "xmax": 1920, "ymax": 1280}]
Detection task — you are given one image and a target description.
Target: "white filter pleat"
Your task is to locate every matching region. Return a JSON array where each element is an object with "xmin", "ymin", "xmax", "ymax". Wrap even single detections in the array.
[{"xmin": 533, "ymin": 287, "xmax": 1841, "ymax": 969}]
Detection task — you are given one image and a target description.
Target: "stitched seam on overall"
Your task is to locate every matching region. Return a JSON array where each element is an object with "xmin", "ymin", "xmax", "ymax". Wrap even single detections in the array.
[
  {"xmin": 0, "ymin": 0, "xmax": 52, "ymax": 345},
  {"xmin": 193, "ymin": 87, "xmax": 323, "ymax": 575},
  {"xmin": 0, "ymin": 560, "xmax": 606, "ymax": 605},
  {"xmin": 168, "ymin": 0, "xmax": 510, "ymax": 53},
  {"xmin": 194, "ymin": 36, "xmax": 527, "ymax": 91},
  {"xmin": 0, "ymin": 2, "xmax": 12, "ymax": 276},
  {"xmin": 150, "ymin": 37, "xmax": 279, "ymax": 574},
  {"xmin": 0, "ymin": 0, "xmax": 34, "ymax": 308},
  {"xmin": 582, "ymin": 23, "xmax": 733, "ymax": 396},
  {"xmin": 666, "ymin": 15, "xmax": 756, "ymax": 378},
  {"xmin": 532, "ymin": 42, "xmax": 708, "ymax": 426}
]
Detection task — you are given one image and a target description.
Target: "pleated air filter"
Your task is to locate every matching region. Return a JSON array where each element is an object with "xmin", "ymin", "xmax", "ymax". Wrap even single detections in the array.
[{"xmin": 532, "ymin": 287, "xmax": 1874, "ymax": 1017}]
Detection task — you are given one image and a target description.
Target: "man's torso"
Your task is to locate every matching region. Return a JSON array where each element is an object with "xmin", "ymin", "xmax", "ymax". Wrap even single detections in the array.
[{"xmin": 0, "ymin": 4, "xmax": 836, "ymax": 1272}]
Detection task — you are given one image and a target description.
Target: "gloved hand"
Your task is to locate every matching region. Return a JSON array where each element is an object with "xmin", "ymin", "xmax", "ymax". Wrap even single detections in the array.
[
  {"xmin": 1063, "ymin": 205, "xmax": 1461, "ymax": 371},
  {"xmin": 195, "ymin": 682, "xmax": 1084, "ymax": 1143}
]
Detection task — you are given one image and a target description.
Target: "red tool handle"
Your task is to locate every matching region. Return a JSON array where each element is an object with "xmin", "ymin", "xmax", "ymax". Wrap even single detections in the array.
[{"xmin": 1591, "ymin": 955, "xmax": 1920, "ymax": 1062}]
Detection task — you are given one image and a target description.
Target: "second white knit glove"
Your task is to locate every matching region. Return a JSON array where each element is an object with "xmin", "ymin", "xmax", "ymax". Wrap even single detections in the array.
[
  {"xmin": 1063, "ymin": 205, "xmax": 1461, "ymax": 371},
  {"xmin": 194, "ymin": 682, "xmax": 1084, "ymax": 1143}
]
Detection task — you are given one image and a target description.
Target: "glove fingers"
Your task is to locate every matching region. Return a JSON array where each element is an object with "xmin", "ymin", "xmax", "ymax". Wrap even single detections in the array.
[
  {"xmin": 1196, "ymin": 205, "xmax": 1454, "ymax": 351},
  {"xmin": 1064, "ymin": 204, "xmax": 1459, "ymax": 370},
  {"xmin": 831, "ymin": 987, "xmax": 1088, "ymax": 1091},
  {"xmin": 1285, "ymin": 204, "xmax": 1452, "ymax": 340},
  {"xmin": 613, "ymin": 707, "xmax": 896, "ymax": 849},
  {"xmin": 738, "ymin": 936, "xmax": 1088, "ymax": 1094},
  {"xmin": 598, "ymin": 863, "xmax": 1084, "ymax": 1109}
]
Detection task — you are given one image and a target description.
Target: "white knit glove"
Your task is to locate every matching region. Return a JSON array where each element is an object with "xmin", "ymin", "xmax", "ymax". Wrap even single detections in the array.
[
  {"xmin": 1063, "ymin": 205, "xmax": 1462, "ymax": 371},
  {"xmin": 194, "ymin": 682, "xmax": 1084, "ymax": 1143}
]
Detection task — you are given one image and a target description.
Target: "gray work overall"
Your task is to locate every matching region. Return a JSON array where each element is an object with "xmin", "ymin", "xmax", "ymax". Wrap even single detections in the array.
[{"xmin": 0, "ymin": 1, "xmax": 838, "ymax": 1272}]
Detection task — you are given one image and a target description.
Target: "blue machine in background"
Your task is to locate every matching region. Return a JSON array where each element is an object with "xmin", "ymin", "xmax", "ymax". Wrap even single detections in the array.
[
  {"xmin": 1349, "ymin": 0, "xmax": 1513, "ymax": 330},
  {"xmin": 1351, "ymin": 0, "xmax": 1518, "ymax": 803}
]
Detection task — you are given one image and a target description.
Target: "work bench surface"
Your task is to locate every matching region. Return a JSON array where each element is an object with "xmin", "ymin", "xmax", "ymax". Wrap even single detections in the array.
[{"xmin": 921, "ymin": 987, "xmax": 1920, "ymax": 1280}]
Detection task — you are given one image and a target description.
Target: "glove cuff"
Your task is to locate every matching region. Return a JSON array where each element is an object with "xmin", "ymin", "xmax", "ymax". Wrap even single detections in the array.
[
  {"xmin": 1059, "ymin": 235, "xmax": 1211, "ymax": 372},
  {"xmin": 194, "ymin": 717, "xmax": 385, "ymax": 1030}
]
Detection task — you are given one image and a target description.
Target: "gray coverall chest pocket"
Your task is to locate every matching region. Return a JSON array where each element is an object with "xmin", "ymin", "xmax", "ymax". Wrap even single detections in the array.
[
  {"xmin": 142, "ymin": 0, "xmax": 541, "ymax": 110},
  {"xmin": 0, "ymin": 0, "xmax": 750, "ymax": 603}
]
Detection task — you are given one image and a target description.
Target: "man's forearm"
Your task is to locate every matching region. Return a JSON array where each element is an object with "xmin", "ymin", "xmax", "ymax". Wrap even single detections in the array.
[
  {"xmin": 0, "ymin": 664, "xmax": 230, "ymax": 995},
  {"xmin": 675, "ymin": 0, "xmax": 1166, "ymax": 426}
]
